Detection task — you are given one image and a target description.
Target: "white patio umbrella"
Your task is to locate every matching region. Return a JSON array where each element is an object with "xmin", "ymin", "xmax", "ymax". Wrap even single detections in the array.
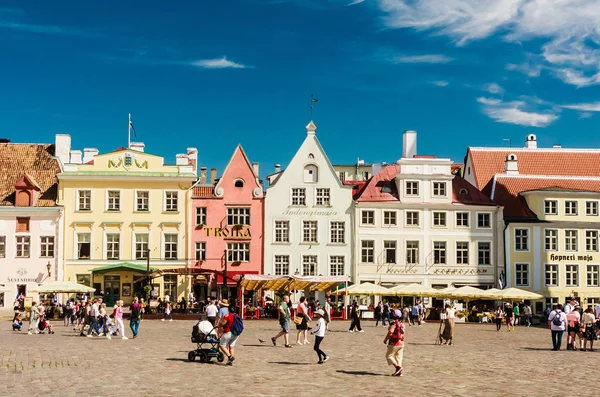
[
  {"xmin": 389, "ymin": 283, "xmax": 443, "ymax": 297},
  {"xmin": 498, "ymin": 287, "xmax": 544, "ymax": 301},
  {"xmin": 29, "ymin": 281, "xmax": 95, "ymax": 294},
  {"xmin": 337, "ymin": 282, "xmax": 391, "ymax": 296}
]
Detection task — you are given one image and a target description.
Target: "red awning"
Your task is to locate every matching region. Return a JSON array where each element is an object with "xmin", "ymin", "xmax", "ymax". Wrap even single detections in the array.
[{"xmin": 215, "ymin": 271, "xmax": 259, "ymax": 286}]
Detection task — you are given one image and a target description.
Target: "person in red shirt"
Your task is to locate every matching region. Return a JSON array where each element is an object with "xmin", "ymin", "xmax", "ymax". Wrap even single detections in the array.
[{"xmin": 217, "ymin": 312, "xmax": 237, "ymax": 365}]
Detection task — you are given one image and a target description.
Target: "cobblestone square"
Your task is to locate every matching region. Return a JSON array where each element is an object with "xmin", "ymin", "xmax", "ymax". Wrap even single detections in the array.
[{"xmin": 1, "ymin": 318, "xmax": 597, "ymax": 397}]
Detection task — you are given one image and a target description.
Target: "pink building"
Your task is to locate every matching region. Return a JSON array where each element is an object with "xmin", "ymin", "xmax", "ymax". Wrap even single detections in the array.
[{"xmin": 191, "ymin": 145, "xmax": 264, "ymax": 304}]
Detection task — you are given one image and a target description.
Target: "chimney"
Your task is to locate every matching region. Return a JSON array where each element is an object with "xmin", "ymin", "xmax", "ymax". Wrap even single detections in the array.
[
  {"xmin": 505, "ymin": 153, "xmax": 519, "ymax": 174},
  {"xmin": 0, "ymin": 138, "xmax": 10, "ymax": 143},
  {"xmin": 274, "ymin": 164, "xmax": 281, "ymax": 173},
  {"xmin": 130, "ymin": 142, "xmax": 145, "ymax": 152},
  {"xmin": 402, "ymin": 130, "xmax": 417, "ymax": 158},
  {"xmin": 200, "ymin": 167, "xmax": 207, "ymax": 184},
  {"xmin": 187, "ymin": 148, "xmax": 198, "ymax": 175},
  {"xmin": 69, "ymin": 150, "xmax": 83, "ymax": 164},
  {"xmin": 176, "ymin": 154, "xmax": 188, "ymax": 166},
  {"xmin": 210, "ymin": 168, "xmax": 217, "ymax": 184},
  {"xmin": 55, "ymin": 134, "xmax": 71, "ymax": 165},
  {"xmin": 252, "ymin": 162, "xmax": 259, "ymax": 177},
  {"xmin": 525, "ymin": 134, "xmax": 537, "ymax": 149},
  {"xmin": 82, "ymin": 148, "xmax": 99, "ymax": 164}
]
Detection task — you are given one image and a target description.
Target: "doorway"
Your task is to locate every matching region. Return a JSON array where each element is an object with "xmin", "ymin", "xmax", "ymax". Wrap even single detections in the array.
[{"xmin": 104, "ymin": 276, "xmax": 121, "ymax": 306}]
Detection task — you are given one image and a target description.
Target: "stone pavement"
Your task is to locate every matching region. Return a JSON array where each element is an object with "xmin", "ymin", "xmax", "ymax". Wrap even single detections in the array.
[{"xmin": 1, "ymin": 318, "xmax": 598, "ymax": 397}]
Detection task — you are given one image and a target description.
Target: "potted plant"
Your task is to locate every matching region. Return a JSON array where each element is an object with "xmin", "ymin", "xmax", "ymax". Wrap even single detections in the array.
[{"xmin": 455, "ymin": 311, "xmax": 466, "ymax": 323}]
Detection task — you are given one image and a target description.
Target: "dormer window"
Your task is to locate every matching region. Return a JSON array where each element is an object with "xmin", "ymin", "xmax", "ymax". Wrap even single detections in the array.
[
  {"xmin": 234, "ymin": 179, "xmax": 244, "ymax": 188},
  {"xmin": 14, "ymin": 174, "xmax": 41, "ymax": 207},
  {"xmin": 459, "ymin": 188, "xmax": 468, "ymax": 195},
  {"xmin": 304, "ymin": 165, "xmax": 318, "ymax": 183},
  {"xmin": 308, "ymin": 153, "xmax": 314, "ymax": 159}
]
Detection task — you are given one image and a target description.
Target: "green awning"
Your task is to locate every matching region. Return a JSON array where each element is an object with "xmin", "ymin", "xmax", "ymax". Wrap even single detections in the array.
[{"xmin": 91, "ymin": 262, "xmax": 158, "ymax": 274}]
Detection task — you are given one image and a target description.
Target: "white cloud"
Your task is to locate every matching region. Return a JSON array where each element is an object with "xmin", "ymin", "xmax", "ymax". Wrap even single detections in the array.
[
  {"xmin": 562, "ymin": 102, "xmax": 600, "ymax": 112},
  {"xmin": 189, "ymin": 57, "xmax": 251, "ymax": 69},
  {"xmin": 377, "ymin": 0, "xmax": 600, "ymax": 87},
  {"xmin": 432, "ymin": 80, "xmax": 449, "ymax": 87},
  {"xmin": 347, "ymin": 0, "xmax": 365, "ymax": 5},
  {"xmin": 392, "ymin": 54, "xmax": 453, "ymax": 64},
  {"xmin": 485, "ymin": 83, "xmax": 504, "ymax": 94},
  {"xmin": 477, "ymin": 96, "xmax": 559, "ymax": 127},
  {"xmin": 506, "ymin": 61, "xmax": 542, "ymax": 78}
]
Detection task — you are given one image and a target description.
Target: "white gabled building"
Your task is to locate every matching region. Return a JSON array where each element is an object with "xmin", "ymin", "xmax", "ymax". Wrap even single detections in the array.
[{"xmin": 264, "ymin": 121, "xmax": 354, "ymax": 299}]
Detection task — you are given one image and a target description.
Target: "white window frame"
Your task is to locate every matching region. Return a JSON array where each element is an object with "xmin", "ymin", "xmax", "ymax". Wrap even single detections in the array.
[
  {"xmin": 405, "ymin": 211, "xmax": 420, "ymax": 227},
  {"xmin": 514, "ymin": 228, "xmax": 530, "ymax": 252},
  {"xmin": 329, "ymin": 221, "xmax": 345, "ymax": 244},
  {"xmin": 565, "ymin": 229, "xmax": 578, "ymax": 252},
  {"xmin": 227, "ymin": 207, "xmax": 251, "ymax": 226},
  {"xmin": 433, "ymin": 241, "xmax": 446, "ymax": 265},
  {"xmin": 515, "ymin": 263, "xmax": 530, "ymax": 287},
  {"xmin": 40, "ymin": 236, "xmax": 55, "ymax": 258},
  {"xmin": 274, "ymin": 254, "xmax": 290, "ymax": 276},
  {"xmin": 456, "ymin": 241, "xmax": 469, "ymax": 265},
  {"xmin": 0, "ymin": 235, "xmax": 5, "ymax": 258},
  {"xmin": 544, "ymin": 263, "xmax": 559, "ymax": 287},
  {"xmin": 302, "ymin": 254, "xmax": 318, "ymax": 275},
  {"xmin": 163, "ymin": 233, "xmax": 179, "ymax": 260},
  {"xmin": 227, "ymin": 242, "xmax": 250, "ymax": 262},
  {"xmin": 134, "ymin": 233, "xmax": 150, "ymax": 260},
  {"xmin": 405, "ymin": 180, "xmax": 419, "ymax": 196},
  {"xmin": 406, "ymin": 240, "xmax": 419, "ymax": 265},
  {"xmin": 432, "ymin": 211, "xmax": 447, "ymax": 228},
  {"xmin": 164, "ymin": 190, "xmax": 179, "ymax": 212},
  {"xmin": 587, "ymin": 264, "xmax": 600, "ymax": 287},
  {"xmin": 195, "ymin": 241, "xmax": 207, "ymax": 261},
  {"xmin": 382, "ymin": 210, "xmax": 397, "ymax": 226},
  {"xmin": 302, "ymin": 220, "xmax": 318, "ymax": 243},
  {"xmin": 75, "ymin": 231, "xmax": 92, "ymax": 260},
  {"xmin": 361, "ymin": 240, "xmax": 374, "ymax": 263},
  {"xmin": 196, "ymin": 207, "xmax": 207, "ymax": 226},
  {"xmin": 360, "ymin": 210, "xmax": 375, "ymax": 226},
  {"xmin": 106, "ymin": 189, "xmax": 121, "ymax": 212},
  {"xmin": 135, "ymin": 190, "xmax": 150, "ymax": 212},
  {"xmin": 565, "ymin": 264, "xmax": 579, "ymax": 287},
  {"xmin": 565, "ymin": 200, "xmax": 578, "ymax": 216},
  {"xmin": 476, "ymin": 212, "xmax": 492, "ymax": 229},
  {"xmin": 15, "ymin": 236, "xmax": 30, "ymax": 258},
  {"xmin": 586, "ymin": 200, "xmax": 599, "ymax": 216},
  {"xmin": 544, "ymin": 229, "xmax": 558, "ymax": 252},
  {"xmin": 432, "ymin": 181, "xmax": 447, "ymax": 197},
  {"xmin": 274, "ymin": 220, "xmax": 290, "ymax": 243},
  {"xmin": 315, "ymin": 188, "xmax": 330, "ymax": 206},
  {"xmin": 329, "ymin": 255, "xmax": 345, "ymax": 276},
  {"xmin": 477, "ymin": 241, "xmax": 492, "ymax": 266},
  {"xmin": 456, "ymin": 212, "xmax": 469, "ymax": 228},
  {"xmin": 383, "ymin": 240, "xmax": 397, "ymax": 264},
  {"xmin": 77, "ymin": 189, "xmax": 92, "ymax": 211},
  {"xmin": 544, "ymin": 200, "xmax": 558, "ymax": 215},
  {"xmin": 105, "ymin": 232, "xmax": 120, "ymax": 261},
  {"xmin": 291, "ymin": 187, "xmax": 307, "ymax": 206},
  {"xmin": 585, "ymin": 230, "xmax": 598, "ymax": 252}
]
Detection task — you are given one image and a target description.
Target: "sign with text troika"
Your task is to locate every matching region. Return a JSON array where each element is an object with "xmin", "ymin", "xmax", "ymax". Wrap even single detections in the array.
[{"xmin": 203, "ymin": 226, "xmax": 252, "ymax": 238}]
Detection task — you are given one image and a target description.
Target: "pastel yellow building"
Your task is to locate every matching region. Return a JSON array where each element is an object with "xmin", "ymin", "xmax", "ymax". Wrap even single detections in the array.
[{"xmin": 55, "ymin": 135, "xmax": 197, "ymax": 305}]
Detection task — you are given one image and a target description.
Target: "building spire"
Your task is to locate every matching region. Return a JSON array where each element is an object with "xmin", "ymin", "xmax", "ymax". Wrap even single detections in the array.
[{"xmin": 306, "ymin": 120, "xmax": 317, "ymax": 135}]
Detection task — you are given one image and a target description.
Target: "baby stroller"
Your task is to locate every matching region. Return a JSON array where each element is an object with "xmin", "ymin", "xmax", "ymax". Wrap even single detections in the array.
[
  {"xmin": 188, "ymin": 320, "xmax": 224, "ymax": 363},
  {"xmin": 38, "ymin": 316, "xmax": 55, "ymax": 334}
]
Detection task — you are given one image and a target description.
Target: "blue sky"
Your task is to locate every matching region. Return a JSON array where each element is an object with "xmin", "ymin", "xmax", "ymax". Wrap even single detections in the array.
[{"xmin": 2, "ymin": 0, "xmax": 600, "ymax": 178}]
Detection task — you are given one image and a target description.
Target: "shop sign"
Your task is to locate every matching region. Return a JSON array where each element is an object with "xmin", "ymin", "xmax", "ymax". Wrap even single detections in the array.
[
  {"xmin": 549, "ymin": 254, "xmax": 594, "ymax": 262},
  {"xmin": 204, "ymin": 226, "xmax": 252, "ymax": 238},
  {"xmin": 6, "ymin": 268, "xmax": 40, "ymax": 283},
  {"xmin": 386, "ymin": 268, "xmax": 419, "ymax": 274},
  {"xmin": 432, "ymin": 268, "xmax": 488, "ymax": 275},
  {"xmin": 283, "ymin": 208, "xmax": 338, "ymax": 216}
]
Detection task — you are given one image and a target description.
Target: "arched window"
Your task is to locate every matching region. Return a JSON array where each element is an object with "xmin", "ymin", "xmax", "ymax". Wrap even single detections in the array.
[
  {"xmin": 234, "ymin": 179, "xmax": 244, "ymax": 188},
  {"xmin": 304, "ymin": 165, "xmax": 318, "ymax": 183},
  {"xmin": 308, "ymin": 153, "xmax": 314, "ymax": 159},
  {"xmin": 459, "ymin": 188, "xmax": 468, "ymax": 195}
]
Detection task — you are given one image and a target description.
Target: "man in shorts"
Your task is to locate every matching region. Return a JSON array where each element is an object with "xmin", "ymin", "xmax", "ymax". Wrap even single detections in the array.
[
  {"xmin": 218, "ymin": 311, "xmax": 238, "ymax": 366},
  {"xmin": 271, "ymin": 295, "xmax": 292, "ymax": 348}
]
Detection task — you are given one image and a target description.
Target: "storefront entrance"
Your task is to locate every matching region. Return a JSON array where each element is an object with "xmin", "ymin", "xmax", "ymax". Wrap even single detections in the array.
[{"xmin": 104, "ymin": 276, "xmax": 120, "ymax": 306}]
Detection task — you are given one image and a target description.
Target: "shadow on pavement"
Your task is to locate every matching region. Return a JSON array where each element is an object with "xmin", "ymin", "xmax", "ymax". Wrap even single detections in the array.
[
  {"xmin": 242, "ymin": 344, "xmax": 271, "ymax": 348},
  {"xmin": 336, "ymin": 370, "xmax": 384, "ymax": 377},
  {"xmin": 267, "ymin": 361, "xmax": 311, "ymax": 365},
  {"xmin": 520, "ymin": 347, "xmax": 553, "ymax": 351}
]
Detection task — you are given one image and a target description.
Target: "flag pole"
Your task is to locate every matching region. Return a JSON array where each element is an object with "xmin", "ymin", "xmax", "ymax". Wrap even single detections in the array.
[{"xmin": 128, "ymin": 113, "xmax": 131, "ymax": 149}]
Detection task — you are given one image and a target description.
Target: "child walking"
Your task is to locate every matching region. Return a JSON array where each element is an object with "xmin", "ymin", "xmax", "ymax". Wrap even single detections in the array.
[
  {"xmin": 383, "ymin": 309, "xmax": 405, "ymax": 376},
  {"xmin": 311, "ymin": 309, "xmax": 328, "ymax": 364},
  {"xmin": 162, "ymin": 301, "xmax": 172, "ymax": 322}
]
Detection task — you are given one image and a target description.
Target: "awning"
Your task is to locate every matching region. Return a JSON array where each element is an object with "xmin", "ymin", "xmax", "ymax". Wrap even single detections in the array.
[
  {"xmin": 216, "ymin": 271, "xmax": 259, "ymax": 286},
  {"xmin": 29, "ymin": 281, "xmax": 95, "ymax": 294},
  {"xmin": 92, "ymin": 262, "xmax": 158, "ymax": 275},
  {"xmin": 240, "ymin": 275, "xmax": 349, "ymax": 292}
]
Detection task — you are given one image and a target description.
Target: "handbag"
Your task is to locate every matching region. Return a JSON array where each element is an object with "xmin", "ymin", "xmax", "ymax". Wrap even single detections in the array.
[{"xmin": 293, "ymin": 314, "xmax": 303, "ymax": 325}]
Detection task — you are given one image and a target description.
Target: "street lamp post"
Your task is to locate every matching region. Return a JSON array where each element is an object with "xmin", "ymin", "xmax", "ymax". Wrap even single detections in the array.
[{"xmin": 223, "ymin": 249, "xmax": 228, "ymax": 300}]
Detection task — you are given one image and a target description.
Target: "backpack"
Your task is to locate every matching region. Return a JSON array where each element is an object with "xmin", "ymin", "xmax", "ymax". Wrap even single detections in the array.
[
  {"xmin": 552, "ymin": 311, "xmax": 563, "ymax": 326},
  {"xmin": 191, "ymin": 324, "xmax": 200, "ymax": 342},
  {"xmin": 389, "ymin": 320, "xmax": 405, "ymax": 344},
  {"xmin": 231, "ymin": 313, "xmax": 244, "ymax": 336}
]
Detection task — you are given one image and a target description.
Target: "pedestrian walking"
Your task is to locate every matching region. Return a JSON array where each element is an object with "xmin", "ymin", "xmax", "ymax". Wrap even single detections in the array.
[
  {"xmin": 271, "ymin": 295, "xmax": 292, "ymax": 348},
  {"xmin": 205, "ymin": 300, "xmax": 218, "ymax": 326},
  {"xmin": 348, "ymin": 301, "xmax": 363, "ymax": 333},
  {"xmin": 86, "ymin": 299, "xmax": 99, "ymax": 337},
  {"xmin": 494, "ymin": 306, "xmax": 504, "ymax": 332},
  {"xmin": 566, "ymin": 306, "xmax": 581, "ymax": 350},
  {"xmin": 217, "ymin": 309, "xmax": 243, "ymax": 366},
  {"xmin": 383, "ymin": 309, "xmax": 405, "ymax": 377},
  {"xmin": 582, "ymin": 307, "xmax": 596, "ymax": 352},
  {"xmin": 505, "ymin": 303, "xmax": 514, "ymax": 332},
  {"xmin": 374, "ymin": 302, "xmax": 382, "ymax": 327},
  {"xmin": 130, "ymin": 297, "xmax": 142, "ymax": 339},
  {"xmin": 323, "ymin": 298, "xmax": 331, "ymax": 331},
  {"xmin": 513, "ymin": 303, "xmax": 520, "ymax": 326},
  {"xmin": 439, "ymin": 303, "xmax": 455, "ymax": 345},
  {"xmin": 114, "ymin": 300, "xmax": 128, "ymax": 340},
  {"xmin": 311, "ymin": 309, "xmax": 328, "ymax": 364},
  {"xmin": 27, "ymin": 302, "xmax": 39, "ymax": 335},
  {"xmin": 382, "ymin": 301, "xmax": 390, "ymax": 326},
  {"xmin": 548, "ymin": 304, "xmax": 567, "ymax": 351},
  {"xmin": 523, "ymin": 304, "xmax": 532, "ymax": 327},
  {"xmin": 295, "ymin": 296, "xmax": 311, "ymax": 345},
  {"xmin": 162, "ymin": 301, "xmax": 173, "ymax": 322},
  {"xmin": 98, "ymin": 303, "xmax": 111, "ymax": 339}
]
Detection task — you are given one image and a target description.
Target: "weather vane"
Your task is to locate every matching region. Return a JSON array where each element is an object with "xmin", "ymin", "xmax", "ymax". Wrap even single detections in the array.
[{"xmin": 310, "ymin": 94, "xmax": 318, "ymax": 120}]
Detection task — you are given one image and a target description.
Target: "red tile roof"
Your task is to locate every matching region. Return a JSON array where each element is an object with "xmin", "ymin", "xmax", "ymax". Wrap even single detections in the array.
[
  {"xmin": 468, "ymin": 148, "xmax": 600, "ymax": 190},
  {"xmin": 0, "ymin": 144, "xmax": 61, "ymax": 207},
  {"xmin": 491, "ymin": 176, "xmax": 600, "ymax": 218},
  {"xmin": 342, "ymin": 180, "xmax": 368, "ymax": 200},
  {"xmin": 356, "ymin": 164, "xmax": 496, "ymax": 206},
  {"xmin": 193, "ymin": 186, "xmax": 215, "ymax": 198}
]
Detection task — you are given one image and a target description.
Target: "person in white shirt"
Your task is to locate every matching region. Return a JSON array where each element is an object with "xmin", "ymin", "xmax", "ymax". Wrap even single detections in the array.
[
  {"xmin": 164, "ymin": 294, "xmax": 170, "ymax": 303},
  {"xmin": 205, "ymin": 301, "xmax": 218, "ymax": 326},
  {"xmin": 547, "ymin": 304, "xmax": 568, "ymax": 351},
  {"xmin": 564, "ymin": 300, "xmax": 576, "ymax": 315},
  {"xmin": 310, "ymin": 309, "xmax": 328, "ymax": 364}
]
